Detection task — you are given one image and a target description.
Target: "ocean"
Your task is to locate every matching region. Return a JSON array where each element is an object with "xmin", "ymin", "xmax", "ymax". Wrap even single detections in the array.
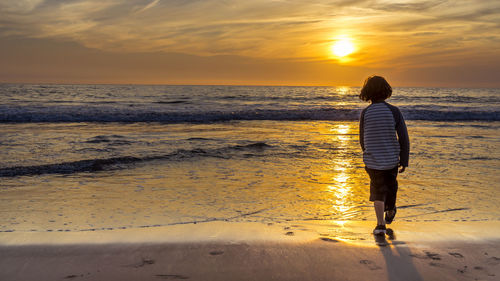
[{"xmin": 0, "ymin": 84, "xmax": 499, "ymax": 233}]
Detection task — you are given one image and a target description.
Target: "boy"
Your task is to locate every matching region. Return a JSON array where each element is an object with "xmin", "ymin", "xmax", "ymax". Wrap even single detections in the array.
[{"xmin": 359, "ymin": 76, "xmax": 410, "ymax": 235}]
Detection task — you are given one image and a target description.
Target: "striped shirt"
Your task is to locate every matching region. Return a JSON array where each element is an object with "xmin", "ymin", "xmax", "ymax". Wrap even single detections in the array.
[{"xmin": 359, "ymin": 102, "xmax": 409, "ymax": 170}]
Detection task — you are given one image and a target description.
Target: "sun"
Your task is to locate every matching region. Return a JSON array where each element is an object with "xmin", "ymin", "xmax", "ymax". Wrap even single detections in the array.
[{"xmin": 331, "ymin": 39, "xmax": 355, "ymax": 58}]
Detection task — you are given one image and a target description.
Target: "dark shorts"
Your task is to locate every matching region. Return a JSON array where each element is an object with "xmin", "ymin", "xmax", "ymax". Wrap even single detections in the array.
[{"xmin": 365, "ymin": 166, "xmax": 398, "ymax": 209}]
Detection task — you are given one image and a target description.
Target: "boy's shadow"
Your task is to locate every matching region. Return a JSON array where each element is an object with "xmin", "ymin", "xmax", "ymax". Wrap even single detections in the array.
[{"xmin": 373, "ymin": 228, "xmax": 423, "ymax": 281}]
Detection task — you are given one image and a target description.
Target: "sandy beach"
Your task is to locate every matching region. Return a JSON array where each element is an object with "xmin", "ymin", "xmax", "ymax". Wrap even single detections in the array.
[{"xmin": 1, "ymin": 221, "xmax": 499, "ymax": 281}]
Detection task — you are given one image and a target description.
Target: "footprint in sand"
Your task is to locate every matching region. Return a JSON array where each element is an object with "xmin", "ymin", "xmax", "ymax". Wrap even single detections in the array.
[
  {"xmin": 472, "ymin": 265, "xmax": 494, "ymax": 276},
  {"xmin": 319, "ymin": 237, "xmax": 339, "ymax": 243},
  {"xmin": 155, "ymin": 274, "xmax": 189, "ymax": 279},
  {"xmin": 487, "ymin": 256, "xmax": 500, "ymax": 266},
  {"xmin": 429, "ymin": 262, "xmax": 446, "ymax": 267},
  {"xmin": 209, "ymin": 250, "xmax": 224, "ymax": 256},
  {"xmin": 424, "ymin": 251, "xmax": 441, "ymax": 260},
  {"xmin": 448, "ymin": 252, "xmax": 464, "ymax": 258},
  {"xmin": 124, "ymin": 258, "xmax": 155, "ymax": 268},
  {"xmin": 359, "ymin": 259, "xmax": 382, "ymax": 270},
  {"xmin": 410, "ymin": 251, "xmax": 441, "ymax": 260},
  {"xmin": 64, "ymin": 273, "xmax": 90, "ymax": 279},
  {"xmin": 457, "ymin": 265, "xmax": 468, "ymax": 274},
  {"xmin": 137, "ymin": 258, "xmax": 155, "ymax": 268}
]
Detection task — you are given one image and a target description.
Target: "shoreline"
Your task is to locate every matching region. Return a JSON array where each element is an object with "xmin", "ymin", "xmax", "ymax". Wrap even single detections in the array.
[
  {"xmin": 1, "ymin": 220, "xmax": 499, "ymax": 246},
  {"xmin": 1, "ymin": 221, "xmax": 499, "ymax": 280}
]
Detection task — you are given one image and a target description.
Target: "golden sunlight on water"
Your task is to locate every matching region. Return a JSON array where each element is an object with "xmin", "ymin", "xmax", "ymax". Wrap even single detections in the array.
[
  {"xmin": 335, "ymin": 87, "xmax": 349, "ymax": 95},
  {"xmin": 1, "ymin": 120, "xmax": 497, "ymax": 233},
  {"xmin": 333, "ymin": 124, "xmax": 350, "ymax": 135},
  {"xmin": 326, "ymin": 123, "xmax": 360, "ymax": 220}
]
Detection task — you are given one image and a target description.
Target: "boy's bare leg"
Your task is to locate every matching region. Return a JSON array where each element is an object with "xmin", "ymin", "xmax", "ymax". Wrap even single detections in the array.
[{"xmin": 374, "ymin": 201, "xmax": 385, "ymax": 226}]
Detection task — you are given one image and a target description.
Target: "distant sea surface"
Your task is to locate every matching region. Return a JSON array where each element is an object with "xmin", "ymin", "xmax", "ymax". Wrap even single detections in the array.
[{"xmin": 0, "ymin": 84, "xmax": 499, "ymax": 233}]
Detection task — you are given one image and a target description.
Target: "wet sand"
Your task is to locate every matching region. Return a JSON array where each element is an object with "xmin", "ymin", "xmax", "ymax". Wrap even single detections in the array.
[{"xmin": 1, "ymin": 221, "xmax": 499, "ymax": 281}]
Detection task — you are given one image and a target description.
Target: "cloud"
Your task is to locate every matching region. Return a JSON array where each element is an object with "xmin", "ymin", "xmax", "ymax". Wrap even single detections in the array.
[
  {"xmin": 369, "ymin": 0, "xmax": 447, "ymax": 12},
  {"xmin": 136, "ymin": 0, "xmax": 161, "ymax": 13},
  {"xmin": 0, "ymin": 0, "xmax": 498, "ymax": 69},
  {"xmin": 0, "ymin": 0, "xmax": 44, "ymax": 13}
]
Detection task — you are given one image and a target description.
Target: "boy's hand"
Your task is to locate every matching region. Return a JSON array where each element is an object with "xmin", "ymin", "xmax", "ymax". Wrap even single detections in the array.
[{"xmin": 398, "ymin": 165, "xmax": 406, "ymax": 173}]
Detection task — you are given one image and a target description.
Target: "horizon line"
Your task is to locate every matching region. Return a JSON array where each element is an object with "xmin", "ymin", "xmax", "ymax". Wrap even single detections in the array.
[{"xmin": 1, "ymin": 81, "xmax": 498, "ymax": 89}]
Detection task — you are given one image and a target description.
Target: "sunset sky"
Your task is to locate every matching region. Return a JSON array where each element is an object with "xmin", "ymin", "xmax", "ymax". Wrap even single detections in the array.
[{"xmin": 1, "ymin": 0, "xmax": 499, "ymax": 87}]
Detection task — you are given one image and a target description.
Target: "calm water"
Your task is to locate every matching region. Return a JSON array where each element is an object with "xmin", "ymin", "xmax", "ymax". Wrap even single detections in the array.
[{"xmin": 0, "ymin": 84, "xmax": 499, "ymax": 233}]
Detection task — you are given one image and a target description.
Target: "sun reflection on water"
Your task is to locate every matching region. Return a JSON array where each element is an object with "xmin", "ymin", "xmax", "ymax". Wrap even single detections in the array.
[
  {"xmin": 335, "ymin": 87, "xmax": 349, "ymax": 96},
  {"xmin": 326, "ymin": 123, "xmax": 358, "ymax": 220},
  {"xmin": 332, "ymin": 124, "xmax": 350, "ymax": 135}
]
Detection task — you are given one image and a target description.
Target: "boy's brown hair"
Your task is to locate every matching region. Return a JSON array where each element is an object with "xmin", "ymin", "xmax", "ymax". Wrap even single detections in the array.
[{"xmin": 359, "ymin": 75, "xmax": 392, "ymax": 102}]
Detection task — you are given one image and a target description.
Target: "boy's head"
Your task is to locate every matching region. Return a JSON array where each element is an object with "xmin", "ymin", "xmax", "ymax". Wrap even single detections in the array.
[{"xmin": 359, "ymin": 75, "xmax": 392, "ymax": 102}]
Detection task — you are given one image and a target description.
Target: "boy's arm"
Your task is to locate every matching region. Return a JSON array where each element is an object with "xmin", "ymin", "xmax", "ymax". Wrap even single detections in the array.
[
  {"xmin": 386, "ymin": 103, "xmax": 410, "ymax": 167},
  {"xmin": 395, "ymin": 108, "xmax": 410, "ymax": 167},
  {"xmin": 359, "ymin": 109, "xmax": 366, "ymax": 151}
]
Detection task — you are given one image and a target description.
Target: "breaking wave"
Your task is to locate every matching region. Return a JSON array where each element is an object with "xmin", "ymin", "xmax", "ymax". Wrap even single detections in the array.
[
  {"xmin": 0, "ymin": 106, "xmax": 498, "ymax": 123},
  {"xmin": 0, "ymin": 142, "xmax": 273, "ymax": 177}
]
